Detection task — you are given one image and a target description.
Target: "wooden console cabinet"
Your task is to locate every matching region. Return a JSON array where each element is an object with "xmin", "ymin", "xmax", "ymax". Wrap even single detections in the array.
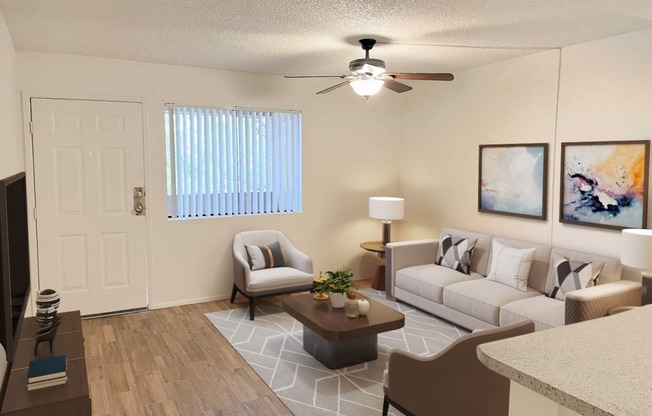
[{"xmin": 1, "ymin": 311, "xmax": 90, "ymax": 415}]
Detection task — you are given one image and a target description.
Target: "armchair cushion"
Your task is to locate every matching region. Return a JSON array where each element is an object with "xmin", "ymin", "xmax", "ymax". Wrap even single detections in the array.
[
  {"xmin": 245, "ymin": 267, "xmax": 313, "ymax": 295},
  {"xmin": 246, "ymin": 241, "xmax": 286, "ymax": 271}
]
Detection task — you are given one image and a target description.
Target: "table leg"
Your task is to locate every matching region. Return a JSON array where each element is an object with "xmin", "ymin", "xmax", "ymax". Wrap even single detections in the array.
[
  {"xmin": 371, "ymin": 264, "xmax": 386, "ymax": 291},
  {"xmin": 303, "ymin": 327, "xmax": 378, "ymax": 369}
]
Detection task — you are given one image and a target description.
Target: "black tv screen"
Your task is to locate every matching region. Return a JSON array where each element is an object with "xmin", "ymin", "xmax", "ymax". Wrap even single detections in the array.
[{"xmin": 0, "ymin": 172, "xmax": 31, "ymax": 361}]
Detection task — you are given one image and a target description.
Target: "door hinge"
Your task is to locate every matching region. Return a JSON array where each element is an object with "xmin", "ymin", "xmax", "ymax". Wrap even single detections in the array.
[
  {"xmin": 33, "ymin": 206, "xmax": 37, "ymax": 220},
  {"xmin": 29, "ymin": 121, "xmax": 33, "ymax": 135}
]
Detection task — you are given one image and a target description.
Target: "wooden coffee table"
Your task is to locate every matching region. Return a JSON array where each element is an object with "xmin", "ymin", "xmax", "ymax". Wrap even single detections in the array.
[{"xmin": 282, "ymin": 293, "xmax": 405, "ymax": 369}]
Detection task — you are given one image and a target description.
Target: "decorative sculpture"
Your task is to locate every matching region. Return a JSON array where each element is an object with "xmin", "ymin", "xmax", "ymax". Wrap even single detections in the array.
[{"xmin": 34, "ymin": 289, "xmax": 61, "ymax": 354}]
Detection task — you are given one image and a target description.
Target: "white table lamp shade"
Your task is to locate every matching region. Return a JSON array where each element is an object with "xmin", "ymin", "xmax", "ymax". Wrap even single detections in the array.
[
  {"xmin": 621, "ymin": 229, "xmax": 652, "ymax": 270},
  {"xmin": 369, "ymin": 197, "xmax": 404, "ymax": 220}
]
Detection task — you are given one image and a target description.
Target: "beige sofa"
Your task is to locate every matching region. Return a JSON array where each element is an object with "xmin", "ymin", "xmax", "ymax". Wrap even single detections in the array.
[{"xmin": 385, "ymin": 227, "xmax": 641, "ymax": 331}]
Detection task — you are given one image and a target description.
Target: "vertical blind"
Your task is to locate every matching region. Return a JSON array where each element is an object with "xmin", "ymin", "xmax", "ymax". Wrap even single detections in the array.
[{"xmin": 165, "ymin": 105, "xmax": 302, "ymax": 218}]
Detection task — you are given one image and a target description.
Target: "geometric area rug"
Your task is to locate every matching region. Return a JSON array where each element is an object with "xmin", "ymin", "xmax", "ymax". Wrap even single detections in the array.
[{"xmin": 205, "ymin": 288, "xmax": 469, "ymax": 416}]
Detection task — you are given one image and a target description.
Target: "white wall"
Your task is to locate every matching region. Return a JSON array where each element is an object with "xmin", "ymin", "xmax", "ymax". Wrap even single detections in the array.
[
  {"xmin": 552, "ymin": 29, "xmax": 652, "ymax": 257},
  {"xmin": 399, "ymin": 50, "xmax": 560, "ymax": 244},
  {"xmin": 17, "ymin": 53, "xmax": 402, "ymax": 307},
  {"xmin": 400, "ymin": 29, "xmax": 652, "ymax": 261},
  {"xmin": 14, "ymin": 27, "xmax": 652, "ymax": 308},
  {"xmin": 0, "ymin": 9, "xmax": 20, "ymax": 179}
]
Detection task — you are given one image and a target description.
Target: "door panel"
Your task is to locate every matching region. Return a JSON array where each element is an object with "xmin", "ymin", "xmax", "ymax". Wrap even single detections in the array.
[{"xmin": 32, "ymin": 98, "xmax": 147, "ymax": 315}]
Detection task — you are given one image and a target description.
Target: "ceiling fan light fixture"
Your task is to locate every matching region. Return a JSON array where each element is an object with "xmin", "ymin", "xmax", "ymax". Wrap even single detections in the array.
[{"xmin": 350, "ymin": 78, "xmax": 384, "ymax": 97}]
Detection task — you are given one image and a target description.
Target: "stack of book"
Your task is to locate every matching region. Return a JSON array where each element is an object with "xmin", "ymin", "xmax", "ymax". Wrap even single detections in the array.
[{"xmin": 27, "ymin": 355, "xmax": 67, "ymax": 391}]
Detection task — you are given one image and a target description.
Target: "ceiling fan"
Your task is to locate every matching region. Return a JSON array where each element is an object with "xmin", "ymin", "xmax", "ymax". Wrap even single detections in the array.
[{"xmin": 284, "ymin": 38, "xmax": 454, "ymax": 97}]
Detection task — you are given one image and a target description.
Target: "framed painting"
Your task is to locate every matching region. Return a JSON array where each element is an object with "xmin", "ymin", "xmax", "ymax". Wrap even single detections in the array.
[
  {"xmin": 560, "ymin": 140, "xmax": 649, "ymax": 230},
  {"xmin": 478, "ymin": 143, "xmax": 548, "ymax": 220}
]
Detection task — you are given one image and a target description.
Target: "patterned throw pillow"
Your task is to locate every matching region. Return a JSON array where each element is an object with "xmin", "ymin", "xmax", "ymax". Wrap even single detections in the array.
[
  {"xmin": 546, "ymin": 255, "xmax": 602, "ymax": 301},
  {"xmin": 435, "ymin": 234, "xmax": 478, "ymax": 274},
  {"xmin": 486, "ymin": 241, "xmax": 536, "ymax": 292},
  {"xmin": 245, "ymin": 241, "xmax": 286, "ymax": 271}
]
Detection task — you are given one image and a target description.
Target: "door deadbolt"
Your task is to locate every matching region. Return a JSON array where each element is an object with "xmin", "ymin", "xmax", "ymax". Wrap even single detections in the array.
[{"xmin": 133, "ymin": 187, "xmax": 145, "ymax": 216}]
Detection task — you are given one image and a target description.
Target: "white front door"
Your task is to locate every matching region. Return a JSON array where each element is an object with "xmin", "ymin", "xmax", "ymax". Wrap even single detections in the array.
[{"xmin": 31, "ymin": 98, "xmax": 147, "ymax": 315}]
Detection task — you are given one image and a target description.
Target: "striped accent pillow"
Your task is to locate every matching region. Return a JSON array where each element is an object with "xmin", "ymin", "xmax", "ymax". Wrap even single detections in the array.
[{"xmin": 245, "ymin": 241, "xmax": 286, "ymax": 271}]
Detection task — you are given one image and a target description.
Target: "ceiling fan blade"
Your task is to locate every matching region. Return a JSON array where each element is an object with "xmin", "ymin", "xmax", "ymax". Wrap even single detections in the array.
[
  {"xmin": 316, "ymin": 81, "xmax": 351, "ymax": 95},
  {"xmin": 284, "ymin": 75, "xmax": 347, "ymax": 79},
  {"xmin": 383, "ymin": 79, "xmax": 413, "ymax": 93},
  {"xmin": 386, "ymin": 73, "xmax": 454, "ymax": 81}
]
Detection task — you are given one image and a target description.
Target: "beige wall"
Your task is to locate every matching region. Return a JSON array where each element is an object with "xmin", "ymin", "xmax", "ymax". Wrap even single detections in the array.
[
  {"xmin": 399, "ymin": 50, "xmax": 560, "ymax": 244},
  {"xmin": 16, "ymin": 53, "xmax": 402, "ymax": 307},
  {"xmin": 551, "ymin": 29, "xmax": 652, "ymax": 257},
  {"xmin": 11, "ymin": 27, "xmax": 652, "ymax": 307},
  {"xmin": 399, "ymin": 29, "xmax": 652, "ymax": 260},
  {"xmin": 0, "ymin": 10, "xmax": 20, "ymax": 179}
]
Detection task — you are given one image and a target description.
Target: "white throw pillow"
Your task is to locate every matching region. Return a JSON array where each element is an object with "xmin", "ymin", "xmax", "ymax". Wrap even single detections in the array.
[{"xmin": 486, "ymin": 241, "xmax": 536, "ymax": 292}]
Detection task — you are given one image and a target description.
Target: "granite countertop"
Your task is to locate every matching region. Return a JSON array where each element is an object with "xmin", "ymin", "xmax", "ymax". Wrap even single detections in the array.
[{"xmin": 477, "ymin": 305, "xmax": 652, "ymax": 416}]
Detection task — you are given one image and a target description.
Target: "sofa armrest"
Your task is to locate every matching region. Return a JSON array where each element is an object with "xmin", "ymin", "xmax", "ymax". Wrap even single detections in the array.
[
  {"xmin": 385, "ymin": 240, "xmax": 438, "ymax": 298},
  {"xmin": 565, "ymin": 280, "xmax": 642, "ymax": 324}
]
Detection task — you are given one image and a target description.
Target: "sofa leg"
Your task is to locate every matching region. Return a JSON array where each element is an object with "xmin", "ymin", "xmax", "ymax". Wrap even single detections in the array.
[
  {"xmin": 249, "ymin": 297, "xmax": 256, "ymax": 320},
  {"xmin": 382, "ymin": 395, "xmax": 389, "ymax": 416},
  {"xmin": 230, "ymin": 284, "xmax": 238, "ymax": 303}
]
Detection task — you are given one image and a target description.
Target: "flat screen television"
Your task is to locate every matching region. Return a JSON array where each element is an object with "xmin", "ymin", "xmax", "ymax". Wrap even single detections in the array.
[{"xmin": 0, "ymin": 172, "xmax": 31, "ymax": 362}]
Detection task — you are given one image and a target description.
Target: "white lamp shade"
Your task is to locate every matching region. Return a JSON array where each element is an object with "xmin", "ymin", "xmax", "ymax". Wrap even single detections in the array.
[
  {"xmin": 350, "ymin": 79, "xmax": 384, "ymax": 97},
  {"xmin": 369, "ymin": 197, "xmax": 404, "ymax": 220},
  {"xmin": 621, "ymin": 229, "xmax": 652, "ymax": 270}
]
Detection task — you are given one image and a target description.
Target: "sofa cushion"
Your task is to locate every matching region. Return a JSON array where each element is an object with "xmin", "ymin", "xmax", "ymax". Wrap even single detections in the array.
[
  {"xmin": 441, "ymin": 228, "xmax": 493, "ymax": 275},
  {"xmin": 246, "ymin": 267, "xmax": 313, "ymax": 294},
  {"xmin": 500, "ymin": 295, "xmax": 565, "ymax": 331},
  {"xmin": 443, "ymin": 279, "xmax": 540, "ymax": 325},
  {"xmin": 491, "ymin": 237, "xmax": 551, "ymax": 293},
  {"xmin": 546, "ymin": 252, "xmax": 604, "ymax": 300},
  {"xmin": 246, "ymin": 241, "xmax": 286, "ymax": 270},
  {"xmin": 486, "ymin": 241, "xmax": 535, "ymax": 292},
  {"xmin": 544, "ymin": 248, "xmax": 616, "ymax": 293},
  {"xmin": 436, "ymin": 234, "xmax": 477, "ymax": 275},
  {"xmin": 396, "ymin": 264, "xmax": 482, "ymax": 304}
]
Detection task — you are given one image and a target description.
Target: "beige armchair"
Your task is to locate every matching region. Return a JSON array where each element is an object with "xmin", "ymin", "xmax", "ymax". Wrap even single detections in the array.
[
  {"xmin": 232, "ymin": 230, "xmax": 314, "ymax": 320},
  {"xmin": 383, "ymin": 320, "xmax": 534, "ymax": 416}
]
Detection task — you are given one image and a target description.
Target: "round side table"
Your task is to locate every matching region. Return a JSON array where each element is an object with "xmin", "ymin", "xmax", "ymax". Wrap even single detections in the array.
[{"xmin": 360, "ymin": 241, "xmax": 386, "ymax": 291}]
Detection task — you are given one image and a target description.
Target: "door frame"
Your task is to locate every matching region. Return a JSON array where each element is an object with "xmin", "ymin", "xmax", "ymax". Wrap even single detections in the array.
[{"xmin": 21, "ymin": 91, "xmax": 152, "ymax": 315}]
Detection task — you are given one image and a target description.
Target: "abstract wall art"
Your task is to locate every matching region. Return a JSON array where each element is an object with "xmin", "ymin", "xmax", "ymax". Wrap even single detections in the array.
[
  {"xmin": 478, "ymin": 143, "xmax": 548, "ymax": 220},
  {"xmin": 560, "ymin": 140, "xmax": 649, "ymax": 230}
]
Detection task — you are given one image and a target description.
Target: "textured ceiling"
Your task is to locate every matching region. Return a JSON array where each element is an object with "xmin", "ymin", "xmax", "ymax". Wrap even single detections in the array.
[{"xmin": 1, "ymin": 0, "xmax": 652, "ymax": 76}]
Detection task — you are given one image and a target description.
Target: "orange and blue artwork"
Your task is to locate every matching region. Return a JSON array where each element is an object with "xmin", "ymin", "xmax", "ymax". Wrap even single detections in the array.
[{"xmin": 561, "ymin": 141, "xmax": 649, "ymax": 230}]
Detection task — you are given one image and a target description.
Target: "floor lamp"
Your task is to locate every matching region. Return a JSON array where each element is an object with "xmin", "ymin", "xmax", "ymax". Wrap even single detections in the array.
[
  {"xmin": 369, "ymin": 197, "xmax": 405, "ymax": 246},
  {"xmin": 621, "ymin": 229, "xmax": 652, "ymax": 305}
]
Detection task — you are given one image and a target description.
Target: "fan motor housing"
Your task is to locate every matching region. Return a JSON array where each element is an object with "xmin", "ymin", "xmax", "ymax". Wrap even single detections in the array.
[{"xmin": 349, "ymin": 58, "xmax": 386, "ymax": 74}]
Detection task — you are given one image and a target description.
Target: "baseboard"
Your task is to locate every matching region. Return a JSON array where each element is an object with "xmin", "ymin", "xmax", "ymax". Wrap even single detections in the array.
[{"xmin": 149, "ymin": 293, "xmax": 231, "ymax": 310}]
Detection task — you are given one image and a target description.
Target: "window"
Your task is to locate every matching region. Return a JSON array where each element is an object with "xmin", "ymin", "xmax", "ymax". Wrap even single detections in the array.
[{"xmin": 165, "ymin": 105, "xmax": 302, "ymax": 218}]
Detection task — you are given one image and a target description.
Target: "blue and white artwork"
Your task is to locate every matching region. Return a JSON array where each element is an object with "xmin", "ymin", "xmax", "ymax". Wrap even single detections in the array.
[{"xmin": 479, "ymin": 144, "xmax": 547, "ymax": 219}]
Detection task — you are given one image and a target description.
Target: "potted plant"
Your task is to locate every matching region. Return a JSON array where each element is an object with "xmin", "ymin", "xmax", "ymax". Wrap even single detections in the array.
[{"xmin": 314, "ymin": 269, "xmax": 356, "ymax": 308}]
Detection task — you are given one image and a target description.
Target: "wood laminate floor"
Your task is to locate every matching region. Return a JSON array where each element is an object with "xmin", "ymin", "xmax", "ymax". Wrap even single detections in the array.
[{"xmin": 82, "ymin": 279, "xmax": 373, "ymax": 416}]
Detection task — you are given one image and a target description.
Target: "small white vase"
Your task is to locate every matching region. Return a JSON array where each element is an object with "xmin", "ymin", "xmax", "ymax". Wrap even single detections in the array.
[
  {"xmin": 357, "ymin": 299, "xmax": 370, "ymax": 316},
  {"xmin": 330, "ymin": 292, "xmax": 346, "ymax": 308}
]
